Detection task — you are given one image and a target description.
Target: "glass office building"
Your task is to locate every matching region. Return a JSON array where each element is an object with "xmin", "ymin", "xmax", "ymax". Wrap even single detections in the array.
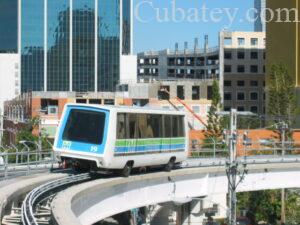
[
  {"xmin": 20, "ymin": 0, "xmax": 132, "ymax": 93},
  {"xmin": 0, "ymin": 0, "xmax": 18, "ymax": 53},
  {"xmin": 254, "ymin": 0, "xmax": 266, "ymax": 32}
]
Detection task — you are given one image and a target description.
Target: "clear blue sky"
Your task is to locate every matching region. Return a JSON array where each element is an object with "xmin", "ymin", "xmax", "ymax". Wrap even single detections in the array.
[{"xmin": 133, "ymin": 0, "xmax": 255, "ymax": 53}]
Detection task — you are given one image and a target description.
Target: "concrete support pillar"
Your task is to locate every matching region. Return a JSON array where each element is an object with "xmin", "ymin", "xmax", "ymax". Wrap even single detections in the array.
[
  {"xmin": 176, "ymin": 201, "xmax": 201, "ymax": 225},
  {"xmin": 150, "ymin": 203, "xmax": 173, "ymax": 225}
]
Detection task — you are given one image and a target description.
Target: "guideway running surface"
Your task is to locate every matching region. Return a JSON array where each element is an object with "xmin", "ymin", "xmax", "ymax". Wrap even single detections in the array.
[
  {"xmin": 21, "ymin": 173, "xmax": 91, "ymax": 225},
  {"xmin": 0, "ymin": 173, "xmax": 69, "ymax": 224},
  {"xmin": 51, "ymin": 163, "xmax": 300, "ymax": 225}
]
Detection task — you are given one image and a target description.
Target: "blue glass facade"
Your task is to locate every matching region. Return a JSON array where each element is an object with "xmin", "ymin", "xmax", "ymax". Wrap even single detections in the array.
[
  {"xmin": 73, "ymin": 0, "xmax": 95, "ymax": 92},
  {"xmin": 47, "ymin": 0, "xmax": 70, "ymax": 91},
  {"xmin": 20, "ymin": 0, "xmax": 130, "ymax": 93},
  {"xmin": 0, "ymin": 0, "xmax": 18, "ymax": 53},
  {"xmin": 98, "ymin": 0, "xmax": 120, "ymax": 92},
  {"xmin": 122, "ymin": 0, "xmax": 131, "ymax": 55},
  {"xmin": 21, "ymin": 0, "xmax": 44, "ymax": 92}
]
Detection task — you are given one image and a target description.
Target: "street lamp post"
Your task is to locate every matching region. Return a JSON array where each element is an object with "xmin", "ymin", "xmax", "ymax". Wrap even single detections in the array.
[
  {"xmin": 19, "ymin": 140, "xmax": 31, "ymax": 174},
  {"xmin": 35, "ymin": 109, "xmax": 47, "ymax": 162},
  {"xmin": 0, "ymin": 112, "xmax": 5, "ymax": 147},
  {"xmin": 276, "ymin": 121, "xmax": 288, "ymax": 225}
]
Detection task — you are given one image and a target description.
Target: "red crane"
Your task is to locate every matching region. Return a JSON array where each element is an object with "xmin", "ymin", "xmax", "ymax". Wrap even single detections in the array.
[{"xmin": 159, "ymin": 87, "xmax": 208, "ymax": 129}]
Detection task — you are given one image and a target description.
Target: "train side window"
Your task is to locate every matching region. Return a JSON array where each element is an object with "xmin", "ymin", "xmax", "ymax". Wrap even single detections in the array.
[
  {"xmin": 164, "ymin": 115, "xmax": 172, "ymax": 138},
  {"xmin": 147, "ymin": 114, "xmax": 162, "ymax": 138},
  {"xmin": 172, "ymin": 116, "xmax": 179, "ymax": 137},
  {"xmin": 127, "ymin": 114, "xmax": 138, "ymax": 139},
  {"xmin": 178, "ymin": 116, "xmax": 185, "ymax": 137},
  {"xmin": 137, "ymin": 114, "xmax": 148, "ymax": 138},
  {"xmin": 117, "ymin": 113, "xmax": 126, "ymax": 139}
]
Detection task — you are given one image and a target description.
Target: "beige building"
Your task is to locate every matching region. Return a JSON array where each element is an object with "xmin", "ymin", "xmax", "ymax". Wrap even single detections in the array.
[{"xmin": 219, "ymin": 31, "xmax": 266, "ymax": 114}]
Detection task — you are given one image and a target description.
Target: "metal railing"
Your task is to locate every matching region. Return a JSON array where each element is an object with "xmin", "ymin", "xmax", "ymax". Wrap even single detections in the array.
[
  {"xmin": 0, "ymin": 142, "xmax": 57, "ymax": 179},
  {"xmin": 189, "ymin": 140, "xmax": 228, "ymax": 158},
  {"xmin": 189, "ymin": 140, "xmax": 300, "ymax": 159},
  {"xmin": 21, "ymin": 173, "xmax": 91, "ymax": 225},
  {"xmin": 241, "ymin": 141, "xmax": 300, "ymax": 156}
]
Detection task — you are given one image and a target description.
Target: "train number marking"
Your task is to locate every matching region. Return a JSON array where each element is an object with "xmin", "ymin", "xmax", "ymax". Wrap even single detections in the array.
[
  {"xmin": 62, "ymin": 141, "xmax": 72, "ymax": 150},
  {"xmin": 90, "ymin": 146, "xmax": 98, "ymax": 152}
]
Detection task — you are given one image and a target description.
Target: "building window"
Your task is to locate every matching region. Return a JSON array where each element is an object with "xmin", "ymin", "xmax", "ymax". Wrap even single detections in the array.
[
  {"xmin": 224, "ymin": 92, "xmax": 232, "ymax": 101},
  {"xmin": 224, "ymin": 65, "xmax": 232, "ymax": 73},
  {"xmin": 250, "ymin": 65, "xmax": 258, "ymax": 73},
  {"xmin": 250, "ymin": 106, "xmax": 258, "ymax": 113},
  {"xmin": 159, "ymin": 86, "xmax": 170, "ymax": 100},
  {"xmin": 192, "ymin": 86, "xmax": 200, "ymax": 100},
  {"xmin": 237, "ymin": 92, "xmax": 245, "ymax": 101},
  {"xmin": 237, "ymin": 65, "xmax": 245, "ymax": 73},
  {"xmin": 237, "ymin": 80, "xmax": 245, "ymax": 86},
  {"xmin": 251, "ymin": 38, "xmax": 258, "ymax": 46},
  {"xmin": 207, "ymin": 86, "xmax": 213, "ymax": 100},
  {"xmin": 224, "ymin": 80, "xmax": 232, "ymax": 87},
  {"xmin": 225, "ymin": 51, "xmax": 232, "ymax": 59},
  {"xmin": 177, "ymin": 86, "xmax": 185, "ymax": 100},
  {"xmin": 251, "ymin": 51, "xmax": 258, "ymax": 59},
  {"xmin": 224, "ymin": 107, "xmax": 231, "ymax": 112},
  {"xmin": 238, "ymin": 38, "xmax": 245, "ymax": 46},
  {"xmin": 224, "ymin": 37, "xmax": 232, "ymax": 45},
  {"xmin": 237, "ymin": 51, "xmax": 245, "ymax": 59},
  {"xmin": 263, "ymin": 66, "xmax": 266, "ymax": 73},
  {"xmin": 250, "ymin": 92, "xmax": 259, "ymax": 100},
  {"xmin": 237, "ymin": 106, "xmax": 245, "ymax": 112},
  {"xmin": 250, "ymin": 80, "xmax": 258, "ymax": 86}
]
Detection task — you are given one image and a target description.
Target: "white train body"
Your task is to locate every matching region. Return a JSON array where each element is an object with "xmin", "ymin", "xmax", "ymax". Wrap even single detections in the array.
[{"xmin": 53, "ymin": 104, "xmax": 189, "ymax": 170}]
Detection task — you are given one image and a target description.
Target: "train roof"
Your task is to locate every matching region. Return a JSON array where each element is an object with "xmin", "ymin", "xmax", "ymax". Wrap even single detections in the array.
[{"xmin": 65, "ymin": 103, "xmax": 187, "ymax": 115}]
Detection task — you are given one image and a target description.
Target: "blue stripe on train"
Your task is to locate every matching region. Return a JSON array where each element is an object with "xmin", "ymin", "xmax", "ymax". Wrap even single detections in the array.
[{"xmin": 114, "ymin": 144, "xmax": 186, "ymax": 153}]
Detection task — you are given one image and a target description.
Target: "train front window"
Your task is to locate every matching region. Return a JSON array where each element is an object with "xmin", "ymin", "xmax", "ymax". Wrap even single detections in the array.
[{"xmin": 62, "ymin": 109, "xmax": 106, "ymax": 145}]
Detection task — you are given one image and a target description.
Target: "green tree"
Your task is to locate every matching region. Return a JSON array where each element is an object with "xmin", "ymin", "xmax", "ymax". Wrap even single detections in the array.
[
  {"xmin": 237, "ymin": 190, "xmax": 300, "ymax": 224},
  {"xmin": 268, "ymin": 63, "xmax": 297, "ymax": 121},
  {"xmin": 267, "ymin": 63, "xmax": 298, "ymax": 138},
  {"xmin": 238, "ymin": 191, "xmax": 281, "ymax": 224},
  {"xmin": 16, "ymin": 116, "xmax": 52, "ymax": 150},
  {"xmin": 16, "ymin": 117, "xmax": 39, "ymax": 149},
  {"xmin": 286, "ymin": 190, "xmax": 300, "ymax": 224},
  {"xmin": 205, "ymin": 79, "xmax": 225, "ymax": 139}
]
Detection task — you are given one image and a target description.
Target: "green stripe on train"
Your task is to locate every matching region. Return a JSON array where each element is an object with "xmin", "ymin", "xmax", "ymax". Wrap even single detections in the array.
[{"xmin": 115, "ymin": 138, "xmax": 185, "ymax": 147}]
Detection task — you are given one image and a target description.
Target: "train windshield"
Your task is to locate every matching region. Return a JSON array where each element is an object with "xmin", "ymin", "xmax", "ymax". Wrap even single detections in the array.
[{"xmin": 62, "ymin": 109, "xmax": 106, "ymax": 145}]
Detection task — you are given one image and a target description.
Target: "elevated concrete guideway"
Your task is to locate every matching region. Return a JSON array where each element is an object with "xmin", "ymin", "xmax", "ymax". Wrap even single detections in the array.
[{"xmin": 51, "ymin": 163, "xmax": 300, "ymax": 225}]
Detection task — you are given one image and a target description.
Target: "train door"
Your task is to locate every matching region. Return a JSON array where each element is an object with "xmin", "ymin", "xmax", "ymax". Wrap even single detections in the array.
[
  {"xmin": 126, "ymin": 113, "xmax": 138, "ymax": 154},
  {"xmin": 163, "ymin": 115, "xmax": 172, "ymax": 154}
]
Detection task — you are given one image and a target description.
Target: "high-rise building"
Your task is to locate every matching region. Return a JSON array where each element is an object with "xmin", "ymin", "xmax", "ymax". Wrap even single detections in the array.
[
  {"xmin": 0, "ymin": 0, "xmax": 18, "ymax": 53},
  {"xmin": 19, "ymin": 0, "xmax": 134, "ymax": 93},
  {"xmin": 0, "ymin": 0, "xmax": 19, "ymax": 118},
  {"xmin": 254, "ymin": 0, "xmax": 266, "ymax": 32},
  {"xmin": 266, "ymin": 0, "xmax": 300, "ymax": 88}
]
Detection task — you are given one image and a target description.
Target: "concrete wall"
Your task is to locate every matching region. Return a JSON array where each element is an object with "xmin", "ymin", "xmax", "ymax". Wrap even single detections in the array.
[
  {"xmin": 0, "ymin": 54, "xmax": 19, "ymax": 115},
  {"xmin": 120, "ymin": 55, "xmax": 137, "ymax": 84}
]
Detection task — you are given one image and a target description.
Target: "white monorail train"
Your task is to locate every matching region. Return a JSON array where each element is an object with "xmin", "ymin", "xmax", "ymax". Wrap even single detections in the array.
[{"xmin": 53, "ymin": 104, "xmax": 189, "ymax": 176}]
